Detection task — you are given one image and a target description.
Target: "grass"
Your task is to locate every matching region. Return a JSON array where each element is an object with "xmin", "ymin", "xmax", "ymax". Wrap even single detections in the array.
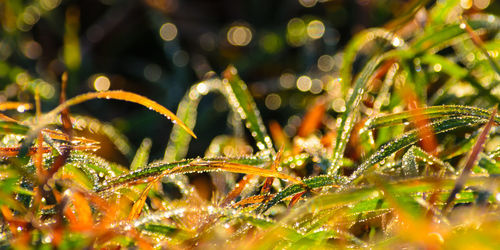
[{"xmin": 1, "ymin": 0, "xmax": 500, "ymax": 249}]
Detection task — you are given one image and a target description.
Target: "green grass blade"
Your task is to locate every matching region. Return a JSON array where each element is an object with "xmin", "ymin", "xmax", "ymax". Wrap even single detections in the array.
[
  {"xmin": 97, "ymin": 154, "xmax": 272, "ymax": 192},
  {"xmin": 410, "ymin": 146, "xmax": 454, "ymax": 173},
  {"xmin": 222, "ymin": 66, "xmax": 274, "ymax": 152},
  {"xmin": 164, "ymin": 79, "xmax": 223, "ymax": 161},
  {"xmin": 349, "ymin": 116, "xmax": 487, "ymax": 183},
  {"xmin": 364, "ymin": 105, "xmax": 499, "ymax": 130},
  {"xmin": 420, "ymin": 54, "xmax": 500, "ymax": 103},
  {"xmin": 402, "ymin": 146, "xmax": 419, "ymax": 177},
  {"xmin": 340, "ymin": 28, "xmax": 403, "ymax": 94},
  {"xmin": 0, "ymin": 121, "xmax": 29, "ymax": 135},
  {"xmin": 259, "ymin": 175, "xmax": 337, "ymax": 213},
  {"xmin": 412, "ymin": 19, "xmax": 499, "ymax": 53},
  {"xmin": 300, "ymin": 176, "xmax": 490, "ymax": 214},
  {"xmin": 478, "ymin": 154, "xmax": 500, "ymax": 175},
  {"xmin": 329, "ymin": 51, "xmax": 399, "ymax": 176},
  {"xmin": 130, "ymin": 138, "xmax": 152, "ymax": 171}
]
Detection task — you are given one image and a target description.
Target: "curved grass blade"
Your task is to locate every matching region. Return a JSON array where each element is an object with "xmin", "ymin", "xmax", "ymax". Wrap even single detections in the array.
[
  {"xmin": 222, "ymin": 66, "xmax": 274, "ymax": 152},
  {"xmin": 411, "ymin": 18, "xmax": 500, "ymax": 53},
  {"xmin": 363, "ymin": 105, "xmax": 499, "ymax": 130},
  {"xmin": 410, "ymin": 146, "xmax": 454, "ymax": 173},
  {"xmin": 188, "ymin": 161, "xmax": 300, "ymax": 184},
  {"xmin": 44, "ymin": 90, "xmax": 196, "ymax": 139},
  {"xmin": 97, "ymin": 154, "xmax": 272, "ymax": 192},
  {"xmin": 23, "ymin": 151, "xmax": 125, "ymax": 188},
  {"xmin": 373, "ymin": 62, "xmax": 399, "ymax": 112},
  {"xmin": 69, "ymin": 151, "xmax": 126, "ymax": 177},
  {"xmin": 385, "ymin": 0, "xmax": 430, "ymax": 29},
  {"xmin": 259, "ymin": 175, "xmax": 338, "ymax": 213},
  {"xmin": 165, "ymin": 79, "xmax": 222, "ymax": 161},
  {"xmin": 130, "ymin": 138, "xmax": 152, "ymax": 171},
  {"xmin": 348, "ymin": 116, "xmax": 488, "ymax": 184},
  {"xmin": 340, "ymin": 28, "xmax": 404, "ymax": 94},
  {"xmin": 329, "ymin": 51, "xmax": 399, "ymax": 176},
  {"xmin": 128, "ymin": 179, "xmax": 156, "ymax": 221}
]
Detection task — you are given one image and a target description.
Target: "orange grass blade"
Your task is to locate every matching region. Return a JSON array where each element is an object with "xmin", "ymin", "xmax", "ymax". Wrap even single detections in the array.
[
  {"xmin": 42, "ymin": 129, "xmax": 100, "ymax": 146},
  {"xmin": 0, "ymin": 113, "xmax": 18, "ymax": 122},
  {"xmin": 59, "ymin": 73, "xmax": 73, "ymax": 134},
  {"xmin": 402, "ymin": 86, "xmax": 438, "ymax": 154},
  {"xmin": 35, "ymin": 87, "xmax": 41, "ymax": 120},
  {"xmin": 0, "ymin": 145, "xmax": 98, "ymax": 158},
  {"xmin": 261, "ymin": 146, "xmax": 284, "ymax": 194},
  {"xmin": 289, "ymin": 190, "xmax": 307, "ymax": 208},
  {"xmin": 190, "ymin": 161, "xmax": 301, "ymax": 184},
  {"xmin": 128, "ymin": 176, "xmax": 161, "ymax": 221},
  {"xmin": 71, "ymin": 192, "xmax": 93, "ymax": 230},
  {"xmin": 269, "ymin": 120, "xmax": 290, "ymax": 150},
  {"xmin": 221, "ymin": 174, "xmax": 255, "ymax": 207},
  {"xmin": 297, "ymin": 100, "xmax": 326, "ymax": 137},
  {"xmin": 34, "ymin": 132, "xmax": 46, "ymax": 179},
  {"xmin": 129, "ymin": 159, "xmax": 300, "ymax": 219},
  {"xmin": 0, "ymin": 102, "xmax": 32, "ymax": 112},
  {"xmin": 46, "ymin": 90, "xmax": 196, "ymax": 139},
  {"xmin": 231, "ymin": 195, "xmax": 272, "ymax": 208},
  {"xmin": 0, "ymin": 206, "xmax": 18, "ymax": 236}
]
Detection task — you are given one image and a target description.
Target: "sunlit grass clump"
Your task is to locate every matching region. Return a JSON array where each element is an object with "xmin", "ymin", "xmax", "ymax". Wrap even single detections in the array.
[{"xmin": 2, "ymin": 1, "xmax": 500, "ymax": 249}]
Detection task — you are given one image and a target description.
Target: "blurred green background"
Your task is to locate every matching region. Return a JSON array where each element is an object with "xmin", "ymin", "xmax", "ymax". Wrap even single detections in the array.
[{"xmin": 1, "ymin": 0, "xmax": 499, "ymax": 163}]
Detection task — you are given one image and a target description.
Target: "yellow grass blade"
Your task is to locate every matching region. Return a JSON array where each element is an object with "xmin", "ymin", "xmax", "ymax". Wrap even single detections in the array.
[
  {"xmin": 46, "ymin": 90, "xmax": 196, "ymax": 139},
  {"xmin": 189, "ymin": 161, "xmax": 301, "ymax": 184},
  {"xmin": 0, "ymin": 102, "xmax": 32, "ymax": 112}
]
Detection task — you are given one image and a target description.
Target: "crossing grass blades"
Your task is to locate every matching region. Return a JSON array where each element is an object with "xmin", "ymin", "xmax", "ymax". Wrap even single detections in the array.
[{"xmin": 2, "ymin": 1, "xmax": 500, "ymax": 249}]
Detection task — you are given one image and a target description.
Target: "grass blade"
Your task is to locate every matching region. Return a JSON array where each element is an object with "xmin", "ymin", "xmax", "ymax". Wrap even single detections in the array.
[
  {"xmin": 349, "ymin": 116, "xmax": 488, "ymax": 184},
  {"xmin": 340, "ymin": 28, "xmax": 403, "ymax": 94},
  {"xmin": 44, "ymin": 90, "xmax": 196, "ymax": 139},
  {"xmin": 0, "ymin": 102, "xmax": 32, "ymax": 112},
  {"xmin": 259, "ymin": 175, "xmax": 338, "ymax": 213},
  {"xmin": 164, "ymin": 79, "xmax": 222, "ymax": 161},
  {"xmin": 297, "ymin": 100, "xmax": 326, "ymax": 137},
  {"xmin": 96, "ymin": 154, "xmax": 284, "ymax": 192},
  {"xmin": 364, "ymin": 105, "xmax": 499, "ymax": 130},
  {"xmin": 222, "ymin": 66, "xmax": 274, "ymax": 152},
  {"xmin": 0, "ymin": 121, "xmax": 29, "ymax": 135},
  {"xmin": 130, "ymin": 138, "xmax": 152, "ymax": 171},
  {"xmin": 329, "ymin": 51, "xmax": 399, "ymax": 176},
  {"xmin": 442, "ymin": 107, "xmax": 497, "ymax": 214},
  {"xmin": 221, "ymin": 174, "xmax": 256, "ymax": 207},
  {"xmin": 411, "ymin": 19, "xmax": 499, "ymax": 53}
]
